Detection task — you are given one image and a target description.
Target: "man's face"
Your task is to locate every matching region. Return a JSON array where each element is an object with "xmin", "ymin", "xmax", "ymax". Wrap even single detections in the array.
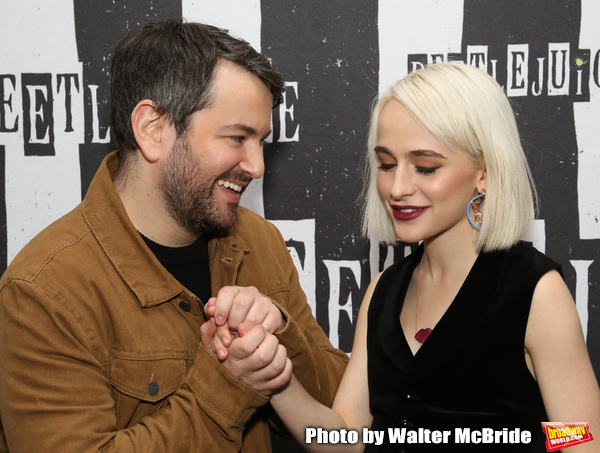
[{"xmin": 159, "ymin": 61, "xmax": 273, "ymax": 236}]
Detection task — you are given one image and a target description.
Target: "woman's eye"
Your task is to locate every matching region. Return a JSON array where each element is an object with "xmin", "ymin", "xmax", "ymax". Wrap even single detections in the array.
[
  {"xmin": 378, "ymin": 163, "xmax": 396, "ymax": 171},
  {"xmin": 416, "ymin": 166, "xmax": 440, "ymax": 175}
]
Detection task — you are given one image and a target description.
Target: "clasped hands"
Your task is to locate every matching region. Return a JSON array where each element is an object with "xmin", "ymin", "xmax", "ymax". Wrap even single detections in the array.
[{"xmin": 200, "ymin": 286, "xmax": 293, "ymax": 395}]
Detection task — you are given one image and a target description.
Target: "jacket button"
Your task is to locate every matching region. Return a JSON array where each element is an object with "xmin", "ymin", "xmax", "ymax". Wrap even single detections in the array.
[
  {"xmin": 179, "ymin": 301, "xmax": 191, "ymax": 312},
  {"xmin": 147, "ymin": 381, "xmax": 159, "ymax": 395}
]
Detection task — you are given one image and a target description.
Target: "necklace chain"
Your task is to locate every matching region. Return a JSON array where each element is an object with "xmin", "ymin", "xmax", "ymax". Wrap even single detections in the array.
[
  {"xmin": 414, "ymin": 261, "xmax": 433, "ymax": 343},
  {"xmin": 414, "ymin": 261, "xmax": 422, "ymax": 336}
]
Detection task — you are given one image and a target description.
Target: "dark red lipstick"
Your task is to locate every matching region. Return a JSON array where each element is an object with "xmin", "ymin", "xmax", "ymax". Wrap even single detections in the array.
[{"xmin": 391, "ymin": 205, "xmax": 428, "ymax": 221}]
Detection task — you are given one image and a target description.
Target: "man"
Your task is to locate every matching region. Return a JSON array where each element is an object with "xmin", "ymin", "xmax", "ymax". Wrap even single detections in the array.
[{"xmin": 0, "ymin": 19, "xmax": 348, "ymax": 452}]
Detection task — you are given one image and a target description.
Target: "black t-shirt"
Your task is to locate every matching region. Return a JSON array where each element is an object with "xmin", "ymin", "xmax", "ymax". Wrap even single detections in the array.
[{"xmin": 141, "ymin": 234, "xmax": 212, "ymax": 304}]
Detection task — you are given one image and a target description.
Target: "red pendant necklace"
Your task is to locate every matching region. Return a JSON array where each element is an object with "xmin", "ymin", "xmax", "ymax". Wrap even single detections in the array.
[{"xmin": 415, "ymin": 327, "xmax": 432, "ymax": 343}]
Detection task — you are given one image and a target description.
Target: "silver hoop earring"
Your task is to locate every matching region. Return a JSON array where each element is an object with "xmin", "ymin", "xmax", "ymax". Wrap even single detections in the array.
[{"xmin": 467, "ymin": 193, "xmax": 485, "ymax": 230}]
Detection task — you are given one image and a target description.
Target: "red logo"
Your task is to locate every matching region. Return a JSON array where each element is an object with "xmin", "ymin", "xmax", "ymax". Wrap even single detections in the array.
[{"xmin": 542, "ymin": 422, "xmax": 594, "ymax": 451}]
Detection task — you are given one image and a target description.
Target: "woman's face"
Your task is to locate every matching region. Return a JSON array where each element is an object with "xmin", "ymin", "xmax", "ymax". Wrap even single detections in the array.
[{"xmin": 375, "ymin": 100, "xmax": 485, "ymax": 245}]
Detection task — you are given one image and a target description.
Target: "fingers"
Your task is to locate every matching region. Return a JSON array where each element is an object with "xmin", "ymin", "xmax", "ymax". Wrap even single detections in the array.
[
  {"xmin": 255, "ymin": 343, "xmax": 290, "ymax": 383},
  {"xmin": 248, "ymin": 344, "xmax": 293, "ymax": 395},
  {"xmin": 200, "ymin": 317, "xmax": 238, "ymax": 361},
  {"xmin": 213, "ymin": 325, "xmax": 231, "ymax": 360},
  {"xmin": 200, "ymin": 317, "xmax": 218, "ymax": 352},
  {"xmin": 204, "ymin": 286, "xmax": 284, "ymax": 334},
  {"xmin": 222, "ymin": 326, "xmax": 292, "ymax": 395},
  {"xmin": 242, "ymin": 299, "xmax": 277, "ymax": 332},
  {"xmin": 216, "ymin": 323, "xmax": 233, "ymax": 347},
  {"xmin": 204, "ymin": 297, "xmax": 217, "ymax": 317},
  {"xmin": 227, "ymin": 325, "xmax": 267, "ymax": 360},
  {"xmin": 238, "ymin": 323, "xmax": 249, "ymax": 337},
  {"xmin": 201, "ymin": 317, "xmax": 232, "ymax": 360},
  {"xmin": 270, "ymin": 356, "xmax": 293, "ymax": 394},
  {"xmin": 211, "ymin": 286, "xmax": 249, "ymax": 328},
  {"xmin": 202, "ymin": 286, "xmax": 286, "ymax": 380},
  {"xmin": 258, "ymin": 307, "xmax": 285, "ymax": 335}
]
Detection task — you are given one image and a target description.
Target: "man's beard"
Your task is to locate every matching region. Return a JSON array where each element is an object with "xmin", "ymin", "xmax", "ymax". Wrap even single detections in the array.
[{"xmin": 158, "ymin": 137, "xmax": 249, "ymax": 237}]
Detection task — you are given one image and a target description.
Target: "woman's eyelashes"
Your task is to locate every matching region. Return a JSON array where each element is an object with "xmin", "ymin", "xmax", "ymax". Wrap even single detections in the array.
[
  {"xmin": 376, "ymin": 163, "xmax": 441, "ymax": 175},
  {"xmin": 378, "ymin": 162, "xmax": 396, "ymax": 171},
  {"xmin": 415, "ymin": 166, "xmax": 441, "ymax": 175}
]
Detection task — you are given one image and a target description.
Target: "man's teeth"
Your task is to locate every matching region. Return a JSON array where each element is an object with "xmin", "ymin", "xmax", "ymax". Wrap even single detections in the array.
[{"xmin": 217, "ymin": 180, "xmax": 242, "ymax": 193}]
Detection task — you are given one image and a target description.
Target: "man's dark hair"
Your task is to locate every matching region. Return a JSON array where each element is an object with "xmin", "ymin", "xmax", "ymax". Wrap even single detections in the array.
[{"xmin": 109, "ymin": 18, "xmax": 284, "ymax": 159}]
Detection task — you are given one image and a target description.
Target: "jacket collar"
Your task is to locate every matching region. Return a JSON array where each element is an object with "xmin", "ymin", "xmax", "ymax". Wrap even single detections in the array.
[
  {"xmin": 81, "ymin": 152, "xmax": 186, "ymax": 307},
  {"xmin": 82, "ymin": 152, "xmax": 252, "ymax": 307}
]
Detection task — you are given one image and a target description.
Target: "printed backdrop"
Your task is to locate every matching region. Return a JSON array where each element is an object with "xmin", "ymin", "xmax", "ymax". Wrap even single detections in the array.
[{"xmin": 1, "ymin": 1, "xmax": 599, "ymax": 448}]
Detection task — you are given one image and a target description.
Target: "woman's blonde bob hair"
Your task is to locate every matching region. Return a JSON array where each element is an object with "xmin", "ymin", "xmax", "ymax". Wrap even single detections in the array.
[{"xmin": 361, "ymin": 62, "xmax": 537, "ymax": 252}]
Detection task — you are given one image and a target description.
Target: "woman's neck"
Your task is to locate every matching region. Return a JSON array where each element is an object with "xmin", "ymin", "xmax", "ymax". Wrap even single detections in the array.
[{"xmin": 420, "ymin": 229, "xmax": 480, "ymax": 282}]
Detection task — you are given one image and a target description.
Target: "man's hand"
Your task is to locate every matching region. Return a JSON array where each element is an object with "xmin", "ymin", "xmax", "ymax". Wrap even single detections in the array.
[{"xmin": 203, "ymin": 286, "xmax": 285, "ymax": 360}]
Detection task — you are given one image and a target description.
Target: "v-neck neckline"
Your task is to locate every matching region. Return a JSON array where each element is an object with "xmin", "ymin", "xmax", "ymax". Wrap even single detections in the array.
[
  {"xmin": 401, "ymin": 249, "xmax": 483, "ymax": 358},
  {"xmin": 376, "ymin": 244, "xmax": 509, "ymax": 380}
]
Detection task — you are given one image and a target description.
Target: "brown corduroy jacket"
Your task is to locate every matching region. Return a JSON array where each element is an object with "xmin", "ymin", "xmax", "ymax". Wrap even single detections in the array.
[{"xmin": 0, "ymin": 152, "xmax": 348, "ymax": 453}]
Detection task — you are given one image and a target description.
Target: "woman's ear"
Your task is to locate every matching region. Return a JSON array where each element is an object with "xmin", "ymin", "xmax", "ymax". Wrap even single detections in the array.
[
  {"xmin": 130, "ymin": 100, "xmax": 169, "ymax": 163},
  {"xmin": 476, "ymin": 164, "xmax": 487, "ymax": 194}
]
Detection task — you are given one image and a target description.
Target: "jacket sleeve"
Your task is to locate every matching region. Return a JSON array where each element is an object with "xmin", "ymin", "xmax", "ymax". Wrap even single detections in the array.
[
  {"xmin": 269, "ymin": 228, "xmax": 349, "ymax": 407},
  {"xmin": 0, "ymin": 279, "xmax": 268, "ymax": 453}
]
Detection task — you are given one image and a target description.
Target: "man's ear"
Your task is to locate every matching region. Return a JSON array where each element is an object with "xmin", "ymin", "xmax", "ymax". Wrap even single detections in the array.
[{"xmin": 130, "ymin": 100, "xmax": 170, "ymax": 163}]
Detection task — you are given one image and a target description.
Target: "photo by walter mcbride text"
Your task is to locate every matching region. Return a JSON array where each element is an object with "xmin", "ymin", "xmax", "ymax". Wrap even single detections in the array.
[{"xmin": 306, "ymin": 427, "xmax": 534, "ymax": 447}]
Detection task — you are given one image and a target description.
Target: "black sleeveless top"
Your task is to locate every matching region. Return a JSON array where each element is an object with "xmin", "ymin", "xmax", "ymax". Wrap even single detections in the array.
[{"xmin": 366, "ymin": 241, "xmax": 561, "ymax": 452}]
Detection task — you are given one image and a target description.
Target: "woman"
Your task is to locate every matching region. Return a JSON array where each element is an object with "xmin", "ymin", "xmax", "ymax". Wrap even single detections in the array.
[{"xmin": 209, "ymin": 63, "xmax": 600, "ymax": 452}]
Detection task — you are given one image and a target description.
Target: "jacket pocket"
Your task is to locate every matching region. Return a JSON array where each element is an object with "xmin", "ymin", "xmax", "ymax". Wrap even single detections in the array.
[{"xmin": 109, "ymin": 351, "xmax": 187, "ymax": 403}]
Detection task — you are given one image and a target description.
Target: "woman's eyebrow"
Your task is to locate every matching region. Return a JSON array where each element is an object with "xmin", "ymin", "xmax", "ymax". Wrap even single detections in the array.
[{"xmin": 374, "ymin": 146, "xmax": 446, "ymax": 159}]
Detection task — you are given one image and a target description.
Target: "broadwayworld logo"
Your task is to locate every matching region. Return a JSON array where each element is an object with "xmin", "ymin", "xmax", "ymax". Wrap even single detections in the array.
[{"xmin": 542, "ymin": 422, "xmax": 594, "ymax": 451}]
